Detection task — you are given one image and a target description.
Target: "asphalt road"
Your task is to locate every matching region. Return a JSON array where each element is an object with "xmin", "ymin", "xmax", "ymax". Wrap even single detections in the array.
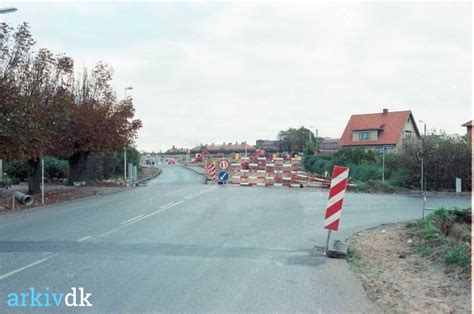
[{"xmin": 0, "ymin": 164, "xmax": 470, "ymax": 312}]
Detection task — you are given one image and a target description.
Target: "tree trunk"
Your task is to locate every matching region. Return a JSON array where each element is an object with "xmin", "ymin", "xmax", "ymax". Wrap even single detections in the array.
[
  {"xmin": 68, "ymin": 151, "xmax": 89, "ymax": 185},
  {"xmin": 28, "ymin": 158, "xmax": 42, "ymax": 195}
]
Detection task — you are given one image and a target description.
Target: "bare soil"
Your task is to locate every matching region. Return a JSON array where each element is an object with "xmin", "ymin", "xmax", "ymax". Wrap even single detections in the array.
[
  {"xmin": 347, "ymin": 223, "xmax": 471, "ymax": 313},
  {"xmin": 0, "ymin": 184, "xmax": 125, "ymax": 213},
  {"xmin": 0, "ymin": 167, "xmax": 161, "ymax": 213}
]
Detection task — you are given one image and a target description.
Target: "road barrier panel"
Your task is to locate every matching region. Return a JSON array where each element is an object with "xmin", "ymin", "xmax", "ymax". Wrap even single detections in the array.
[{"xmin": 323, "ymin": 165, "xmax": 350, "ymax": 255}]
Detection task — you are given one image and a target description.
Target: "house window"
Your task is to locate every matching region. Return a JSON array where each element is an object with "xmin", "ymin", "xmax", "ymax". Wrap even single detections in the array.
[
  {"xmin": 404, "ymin": 130, "xmax": 412, "ymax": 139},
  {"xmin": 359, "ymin": 131, "xmax": 370, "ymax": 140}
]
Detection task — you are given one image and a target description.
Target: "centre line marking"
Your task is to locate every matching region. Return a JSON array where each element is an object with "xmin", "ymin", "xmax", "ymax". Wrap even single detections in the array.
[
  {"xmin": 77, "ymin": 235, "xmax": 92, "ymax": 242},
  {"xmin": 120, "ymin": 215, "xmax": 144, "ymax": 225},
  {"xmin": 0, "ymin": 253, "xmax": 58, "ymax": 281},
  {"xmin": 184, "ymin": 194, "xmax": 194, "ymax": 199},
  {"xmin": 122, "ymin": 200, "xmax": 185, "ymax": 226}
]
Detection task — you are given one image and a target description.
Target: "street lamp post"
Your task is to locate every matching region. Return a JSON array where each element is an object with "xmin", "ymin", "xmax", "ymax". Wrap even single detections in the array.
[
  {"xmin": 0, "ymin": 7, "xmax": 17, "ymax": 14},
  {"xmin": 123, "ymin": 87, "xmax": 133, "ymax": 181},
  {"xmin": 381, "ymin": 146, "xmax": 385, "ymax": 183},
  {"xmin": 419, "ymin": 121, "xmax": 427, "ymax": 192}
]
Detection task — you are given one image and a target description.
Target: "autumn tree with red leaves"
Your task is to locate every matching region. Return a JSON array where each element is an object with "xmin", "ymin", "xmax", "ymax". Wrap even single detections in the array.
[
  {"xmin": 0, "ymin": 23, "xmax": 74, "ymax": 194},
  {"xmin": 62, "ymin": 63, "xmax": 142, "ymax": 184},
  {"xmin": 0, "ymin": 22, "xmax": 142, "ymax": 192}
]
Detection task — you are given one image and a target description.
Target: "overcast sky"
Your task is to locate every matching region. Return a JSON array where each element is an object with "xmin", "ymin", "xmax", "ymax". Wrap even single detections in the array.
[{"xmin": 2, "ymin": 1, "xmax": 472, "ymax": 152}]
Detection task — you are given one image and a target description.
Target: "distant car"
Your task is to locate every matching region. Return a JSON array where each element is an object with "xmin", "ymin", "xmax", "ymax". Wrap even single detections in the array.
[{"xmin": 168, "ymin": 159, "xmax": 176, "ymax": 165}]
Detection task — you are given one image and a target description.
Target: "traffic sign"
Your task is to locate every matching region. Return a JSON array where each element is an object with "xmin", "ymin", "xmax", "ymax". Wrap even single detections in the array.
[
  {"xmin": 323, "ymin": 165, "xmax": 350, "ymax": 255},
  {"xmin": 219, "ymin": 160, "xmax": 229, "ymax": 170},
  {"xmin": 324, "ymin": 166, "xmax": 350, "ymax": 231},
  {"xmin": 204, "ymin": 160, "xmax": 216, "ymax": 180},
  {"xmin": 218, "ymin": 170, "xmax": 230, "ymax": 182}
]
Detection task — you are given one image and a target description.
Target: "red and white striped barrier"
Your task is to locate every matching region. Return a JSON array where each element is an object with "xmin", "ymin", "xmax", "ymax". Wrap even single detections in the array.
[
  {"xmin": 199, "ymin": 156, "xmax": 343, "ymax": 189},
  {"xmin": 324, "ymin": 166, "xmax": 349, "ymax": 231},
  {"xmin": 227, "ymin": 156, "xmax": 308, "ymax": 187},
  {"xmin": 204, "ymin": 160, "xmax": 216, "ymax": 180}
]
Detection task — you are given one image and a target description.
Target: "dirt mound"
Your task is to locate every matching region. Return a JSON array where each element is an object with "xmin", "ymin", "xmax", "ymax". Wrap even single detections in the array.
[{"xmin": 347, "ymin": 222, "xmax": 471, "ymax": 313}]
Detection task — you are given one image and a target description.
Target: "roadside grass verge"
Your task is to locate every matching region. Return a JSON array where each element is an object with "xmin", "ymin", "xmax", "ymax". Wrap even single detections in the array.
[{"xmin": 416, "ymin": 207, "xmax": 471, "ymax": 272}]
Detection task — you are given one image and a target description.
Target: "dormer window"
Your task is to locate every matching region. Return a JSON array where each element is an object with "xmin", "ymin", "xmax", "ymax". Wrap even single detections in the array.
[{"xmin": 359, "ymin": 131, "xmax": 370, "ymax": 140}]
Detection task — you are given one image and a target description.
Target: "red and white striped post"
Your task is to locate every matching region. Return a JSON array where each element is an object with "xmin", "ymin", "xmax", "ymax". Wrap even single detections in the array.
[{"xmin": 324, "ymin": 165, "xmax": 350, "ymax": 254}]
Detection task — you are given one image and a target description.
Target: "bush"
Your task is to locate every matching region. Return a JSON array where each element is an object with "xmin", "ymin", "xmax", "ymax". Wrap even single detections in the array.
[
  {"xmin": 44, "ymin": 157, "xmax": 68, "ymax": 181},
  {"xmin": 392, "ymin": 134, "xmax": 472, "ymax": 191},
  {"xmin": 86, "ymin": 146, "xmax": 141, "ymax": 182},
  {"xmin": 303, "ymin": 156, "xmax": 333, "ymax": 174},
  {"xmin": 4, "ymin": 159, "xmax": 28, "ymax": 181},
  {"xmin": 333, "ymin": 147, "xmax": 378, "ymax": 166},
  {"xmin": 350, "ymin": 164, "xmax": 381, "ymax": 182}
]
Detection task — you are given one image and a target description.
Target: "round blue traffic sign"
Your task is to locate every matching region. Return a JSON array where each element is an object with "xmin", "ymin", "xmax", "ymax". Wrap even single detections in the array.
[{"xmin": 218, "ymin": 170, "xmax": 230, "ymax": 182}]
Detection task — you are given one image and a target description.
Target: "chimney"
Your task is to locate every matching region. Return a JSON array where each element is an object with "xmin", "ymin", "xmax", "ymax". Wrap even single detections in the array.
[{"xmin": 383, "ymin": 108, "xmax": 389, "ymax": 114}]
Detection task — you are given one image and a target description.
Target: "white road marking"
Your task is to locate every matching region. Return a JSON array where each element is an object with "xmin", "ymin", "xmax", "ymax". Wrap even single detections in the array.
[
  {"xmin": 77, "ymin": 235, "xmax": 92, "ymax": 242},
  {"xmin": 160, "ymin": 203, "xmax": 173, "ymax": 209},
  {"xmin": 184, "ymin": 194, "xmax": 194, "ymax": 199},
  {"xmin": 0, "ymin": 196, "xmax": 192, "ymax": 280},
  {"xmin": 120, "ymin": 215, "xmax": 144, "ymax": 225},
  {"xmin": 124, "ymin": 201, "xmax": 183, "ymax": 225},
  {"xmin": 0, "ymin": 254, "xmax": 58, "ymax": 281},
  {"xmin": 95, "ymin": 226, "xmax": 123, "ymax": 238}
]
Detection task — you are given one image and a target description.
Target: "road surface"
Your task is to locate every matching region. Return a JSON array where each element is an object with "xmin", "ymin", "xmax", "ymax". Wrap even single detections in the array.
[{"xmin": 0, "ymin": 164, "xmax": 470, "ymax": 312}]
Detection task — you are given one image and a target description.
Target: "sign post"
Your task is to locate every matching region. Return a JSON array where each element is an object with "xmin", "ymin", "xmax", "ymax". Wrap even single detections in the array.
[{"xmin": 324, "ymin": 165, "xmax": 350, "ymax": 254}]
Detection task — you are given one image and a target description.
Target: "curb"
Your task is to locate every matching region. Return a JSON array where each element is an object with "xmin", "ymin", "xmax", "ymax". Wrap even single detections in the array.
[
  {"xmin": 135, "ymin": 167, "xmax": 162, "ymax": 185},
  {"xmin": 181, "ymin": 164, "xmax": 210, "ymax": 184}
]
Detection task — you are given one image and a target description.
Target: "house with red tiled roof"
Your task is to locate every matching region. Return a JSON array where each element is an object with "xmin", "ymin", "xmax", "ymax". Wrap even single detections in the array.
[
  {"xmin": 340, "ymin": 109, "xmax": 421, "ymax": 153},
  {"xmin": 462, "ymin": 120, "xmax": 472, "ymax": 140}
]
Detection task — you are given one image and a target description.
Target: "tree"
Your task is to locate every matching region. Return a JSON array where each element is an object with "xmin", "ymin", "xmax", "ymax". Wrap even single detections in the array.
[
  {"xmin": 391, "ymin": 132, "xmax": 472, "ymax": 191},
  {"xmin": 0, "ymin": 23, "xmax": 74, "ymax": 194},
  {"xmin": 61, "ymin": 63, "xmax": 142, "ymax": 184},
  {"xmin": 277, "ymin": 127, "xmax": 315, "ymax": 153}
]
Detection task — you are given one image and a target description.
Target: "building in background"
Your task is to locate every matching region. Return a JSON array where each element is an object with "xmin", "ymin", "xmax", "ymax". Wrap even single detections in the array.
[
  {"xmin": 317, "ymin": 138, "xmax": 340, "ymax": 156},
  {"xmin": 318, "ymin": 138, "xmax": 340, "ymax": 150},
  {"xmin": 255, "ymin": 139, "xmax": 280, "ymax": 152},
  {"xmin": 462, "ymin": 120, "xmax": 472, "ymax": 140},
  {"xmin": 166, "ymin": 145, "xmax": 188, "ymax": 154},
  {"xmin": 190, "ymin": 142, "xmax": 255, "ymax": 154},
  {"xmin": 339, "ymin": 109, "xmax": 421, "ymax": 153}
]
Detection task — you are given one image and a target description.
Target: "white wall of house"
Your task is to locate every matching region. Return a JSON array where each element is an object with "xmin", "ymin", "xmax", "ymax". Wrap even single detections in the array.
[{"xmin": 402, "ymin": 117, "xmax": 421, "ymax": 140}]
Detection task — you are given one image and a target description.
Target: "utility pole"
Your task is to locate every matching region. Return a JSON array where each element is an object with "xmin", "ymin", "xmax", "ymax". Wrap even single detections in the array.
[
  {"xmin": 315, "ymin": 128, "xmax": 319, "ymax": 151},
  {"xmin": 123, "ymin": 87, "xmax": 133, "ymax": 181},
  {"xmin": 382, "ymin": 146, "xmax": 385, "ymax": 183},
  {"xmin": 41, "ymin": 158, "xmax": 45, "ymax": 204},
  {"xmin": 419, "ymin": 121, "xmax": 427, "ymax": 192}
]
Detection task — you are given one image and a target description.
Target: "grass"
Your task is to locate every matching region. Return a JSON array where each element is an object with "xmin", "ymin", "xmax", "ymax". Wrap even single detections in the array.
[
  {"xmin": 419, "ymin": 246, "xmax": 433, "ymax": 257},
  {"xmin": 444, "ymin": 245, "xmax": 470, "ymax": 267},
  {"xmin": 347, "ymin": 247, "xmax": 357, "ymax": 261},
  {"xmin": 417, "ymin": 208, "xmax": 471, "ymax": 269},
  {"xmin": 347, "ymin": 246, "xmax": 366, "ymax": 272},
  {"xmin": 405, "ymin": 221, "xmax": 418, "ymax": 229}
]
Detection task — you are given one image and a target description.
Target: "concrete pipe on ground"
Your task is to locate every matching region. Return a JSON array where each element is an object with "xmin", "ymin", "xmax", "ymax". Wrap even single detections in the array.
[{"xmin": 14, "ymin": 191, "xmax": 34, "ymax": 206}]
